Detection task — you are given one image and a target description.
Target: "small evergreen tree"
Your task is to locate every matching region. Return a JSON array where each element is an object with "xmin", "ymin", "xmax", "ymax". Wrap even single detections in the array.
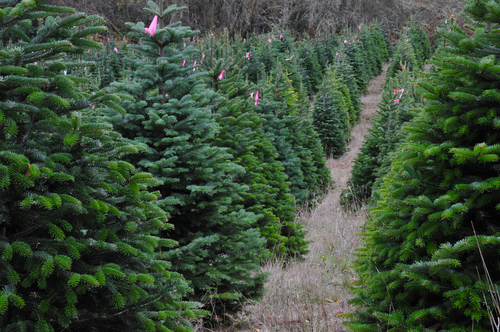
[
  {"xmin": 313, "ymin": 68, "xmax": 350, "ymax": 158},
  {"xmin": 386, "ymin": 31, "xmax": 420, "ymax": 83},
  {"xmin": 343, "ymin": 35, "xmax": 370, "ymax": 92},
  {"xmin": 0, "ymin": 1, "xmax": 202, "ymax": 331},
  {"xmin": 298, "ymin": 34, "xmax": 322, "ymax": 95},
  {"xmin": 259, "ymin": 65, "xmax": 332, "ymax": 207}
]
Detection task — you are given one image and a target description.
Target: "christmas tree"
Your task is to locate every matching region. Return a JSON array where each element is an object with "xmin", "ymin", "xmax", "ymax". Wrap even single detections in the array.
[
  {"xmin": 342, "ymin": 69, "xmax": 421, "ymax": 207},
  {"xmin": 108, "ymin": 2, "xmax": 268, "ymax": 322},
  {"xmin": 349, "ymin": 0, "xmax": 500, "ymax": 330},
  {"xmin": 206, "ymin": 49, "xmax": 308, "ymax": 257},
  {"xmin": 258, "ymin": 64, "xmax": 332, "ymax": 207},
  {"xmin": 312, "ymin": 68, "xmax": 350, "ymax": 158},
  {"xmin": 0, "ymin": 1, "xmax": 202, "ymax": 331}
]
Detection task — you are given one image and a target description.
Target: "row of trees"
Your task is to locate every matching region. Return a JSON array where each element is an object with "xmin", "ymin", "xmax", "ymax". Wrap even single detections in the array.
[
  {"xmin": 0, "ymin": 0, "xmax": 396, "ymax": 331},
  {"xmin": 342, "ymin": 22, "xmax": 431, "ymax": 207},
  {"xmin": 348, "ymin": 0, "xmax": 500, "ymax": 330},
  {"xmin": 312, "ymin": 23, "xmax": 390, "ymax": 158}
]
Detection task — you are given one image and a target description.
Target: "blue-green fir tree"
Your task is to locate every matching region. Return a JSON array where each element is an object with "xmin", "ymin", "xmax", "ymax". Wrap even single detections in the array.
[
  {"xmin": 312, "ymin": 68, "xmax": 350, "ymax": 158},
  {"xmin": 343, "ymin": 34, "xmax": 371, "ymax": 92},
  {"xmin": 206, "ymin": 50, "xmax": 308, "ymax": 257},
  {"xmin": 341, "ymin": 69, "xmax": 421, "ymax": 208},
  {"xmin": 107, "ymin": 2, "xmax": 267, "ymax": 323},
  {"xmin": 297, "ymin": 34, "xmax": 322, "ymax": 96},
  {"xmin": 258, "ymin": 64, "xmax": 332, "ymax": 207},
  {"xmin": 0, "ymin": 1, "xmax": 204, "ymax": 331},
  {"xmin": 386, "ymin": 31, "xmax": 420, "ymax": 83}
]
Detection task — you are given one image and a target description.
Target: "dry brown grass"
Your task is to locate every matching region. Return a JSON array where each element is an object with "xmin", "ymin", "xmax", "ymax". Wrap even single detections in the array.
[{"xmin": 196, "ymin": 64, "xmax": 389, "ymax": 332}]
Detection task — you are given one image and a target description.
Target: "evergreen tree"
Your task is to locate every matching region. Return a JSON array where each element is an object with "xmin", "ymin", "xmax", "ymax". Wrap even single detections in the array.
[
  {"xmin": 343, "ymin": 34, "xmax": 370, "ymax": 92},
  {"xmin": 336, "ymin": 52, "xmax": 362, "ymax": 120},
  {"xmin": 370, "ymin": 22, "xmax": 391, "ymax": 64},
  {"xmin": 259, "ymin": 65, "xmax": 332, "ymax": 207},
  {"xmin": 108, "ymin": 2, "xmax": 267, "ymax": 322},
  {"xmin": 386, "ymin": 31, "xmax": 420, "ymax": 83},
  {"xmin": 380, "ymin": 24, "xmax": 394, "ymax": 57},
  {"xmin": 349, "ymin": 1, "xmax": 500, "ymax": 330},
  {"xmin": 0, "ymin": 1, "xmax": 203, "ymax": 331},
  {"xmin": 298, "ymin": 34, "xmax": 322, "ymax": 95},
  {"xmin": 313, "ymin": 37, "xmax": 329, "ymax": 71},
  {"xmin": 207, "ymin": 51, "xmax": 308, "ymax": 257},
  {"xmin": 257, "ymin": 84, "xmax": 308, "ymax": 205},
  {"xmin": 313, "ymin": 68, "xmax": 350, "ymax": 158},
  {"xmin": 324, "ymin": 33, "xmax": 339, "ymax": 64}
]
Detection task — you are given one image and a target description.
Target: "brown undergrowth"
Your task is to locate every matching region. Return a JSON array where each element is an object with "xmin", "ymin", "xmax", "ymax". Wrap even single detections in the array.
[{"xmin": 197, "ymin": 63, "xmax": 389, "ymax": 332}]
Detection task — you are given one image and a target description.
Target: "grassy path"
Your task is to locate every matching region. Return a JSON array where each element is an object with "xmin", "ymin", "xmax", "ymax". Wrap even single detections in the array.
[{"xmin": 206, "ymin": 63, "xmax": 389, "ymax": 332}]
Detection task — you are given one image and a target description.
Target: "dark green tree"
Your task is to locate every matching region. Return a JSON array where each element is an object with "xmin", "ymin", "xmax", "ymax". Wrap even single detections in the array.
[
  {"xmin": 312, "ymin": 68, "xmax": 350, "ymax": 158},
  {"xmin": 343, "ymin": 34, "xmax": 370, "ymax": 92},
  {"xmin": 386, "ymin": 31, "xmax": 420, "ymax": 83},
  {"xmin": 335, "ymin": 52, "xmax": 362, "ymax": 120},
  {"xmin": 108, "ymin": 2, "xmax": 267, "ymax": 323},
  {"xmin": 298, "ymin": 34, "xmax": 322, "ymax": 95},
  {"xmin": 349, "ymin": 1, "xmax": 500, "ymax": 330},
  {"xmin": 259, "ymin": 65, "xmax": 332, "ymax": 207},
  {"xmin": 0, "ymin": 1, "xmax": 203, "ymax": 331},
  {"xmin": 206, "ymin": 51, "xmax": 308, "ymax": 257}
]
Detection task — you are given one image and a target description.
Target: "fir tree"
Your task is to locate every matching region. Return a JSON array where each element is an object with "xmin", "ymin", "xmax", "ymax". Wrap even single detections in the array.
[
  {"xmin": 207, "ymin": 50, "xmax": 308, "ymax": 257},
  {"xmin": 108, "ymin": 2, "xmax": 267, "ymax": 322},
  {"xmin": 349, "ymin": 1, "xmax": 500, "ymax": 330},
  {"xmin": 259, "ymin": 65, "xmax": 332, "ymax": 207},
  {"xmin": 343, "ymin": 34, "xmax": 370, "ymax": 92},
  {"xmin": 386, "ymin": 31, "xmax": 420, "ymax": 83},
  {"xmin": 313, "ymin": 68, "xmax": 350, "ymax": 158},
  {"xmin": 0, "ymin": 1, "xmax": 203, "ymax": 331},
  {"xmin": 336, "ymin": 52, "xmax": 362, "ymax": 120},
  {"xmin": 298, "ymin": 34, "xmax": 322, "ymax": 96}
]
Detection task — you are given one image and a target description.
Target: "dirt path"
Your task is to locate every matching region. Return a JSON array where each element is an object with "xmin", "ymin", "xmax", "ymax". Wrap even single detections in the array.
[
  {"xmin": 328, "ymin": 63, "xmax": 389, "ymax": 190},
  {"xmin": 208, "ymin": 64, "xmax": 389, "ymax": 332}
]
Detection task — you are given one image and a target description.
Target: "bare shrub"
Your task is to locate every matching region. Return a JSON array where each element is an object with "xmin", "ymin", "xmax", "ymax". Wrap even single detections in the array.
[{"xmin": 46, "ymin": 0, "xmax": 463, "ymax": 40}]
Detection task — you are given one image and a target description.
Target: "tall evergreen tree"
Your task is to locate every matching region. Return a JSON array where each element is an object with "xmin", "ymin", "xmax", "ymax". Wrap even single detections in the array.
[
  {"xmin": 0, "ymin": 1, "xmax": 203, "ymax": 331},
  {"xmin": 298, "ymin": 34, "xmax": 322, "ymax": 96},
  {"xmin": 107, "ymin": 2, "xmax": 267, "ymax": 322},
  {"xmin": 349, "ymin": 1, "xmax": 500, "ymax": 330},
  {"xmin": 386, "ymin": 31, "xmax": 420, "ymax": 83}
]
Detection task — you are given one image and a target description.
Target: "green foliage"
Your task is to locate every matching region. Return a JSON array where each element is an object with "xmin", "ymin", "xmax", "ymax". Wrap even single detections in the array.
[
  {"xmin": 386, "ymin": 31, "xmax": 420, "ymax": 82},
  {"xmin": 108, "ymin": 4, "xmax": 268, "ymax": 323},
  {"xmin": 408, "ymin": 21, "xmax": 432, "ymax": 67},
  {"xmin": 0, "ymin": 1, "xmax": 201, "ymax": 331},
  {"xmin": 297, "ymin": 34, "xmax": 323, "ymax": 96},
  {"xmin": 342, "ymin": 69, "xmax": 422, "ymax": 207},
  {"xmin": 206, "ymin": 50, "xmax": 308, "ymax": 258},
  {"xmin": 312, "ymin": 68, "xmax": 350, "ymax": 158},
  {"xmin": 341, "ymin": 31, "xmax": 370, "ymax": 92},
  {"xmin": 349, "ymin": 2, "xmax": 500, "ymax": 330},
  {"xmin": 258, "ymin": 64, "xmax": 333, "ymax": 207},
  {"xmin": 386, "ymin": 23, "xmax": 431, "ymax": 85}
]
